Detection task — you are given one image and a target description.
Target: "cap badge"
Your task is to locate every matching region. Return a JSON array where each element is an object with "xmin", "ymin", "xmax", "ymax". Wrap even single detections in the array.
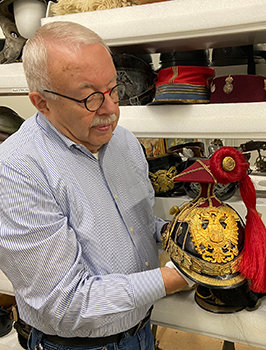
[{"xmin": 223, "ymin": 75, "xmax": 234, "ymax": 94}]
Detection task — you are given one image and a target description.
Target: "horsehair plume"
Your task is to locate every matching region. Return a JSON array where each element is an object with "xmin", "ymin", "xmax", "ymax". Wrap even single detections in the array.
[
  {"xmin": 210, "ymin": 146, "xmax": 266, "ymax": 292},
  {"xmin": 51, "ymin": 0, "xmax": 140, "ymax": 16}
]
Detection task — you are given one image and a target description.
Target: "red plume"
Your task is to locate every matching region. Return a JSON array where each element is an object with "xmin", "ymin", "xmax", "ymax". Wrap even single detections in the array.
[{"xmin": 210, "ymin": 146, "xmax": 266, "ymax": 293}]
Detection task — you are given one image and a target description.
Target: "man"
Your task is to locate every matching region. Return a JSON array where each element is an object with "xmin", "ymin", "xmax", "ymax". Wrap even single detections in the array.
[{"xmin": 0, "ymin": 21, "xmax": 188, "ymax": 350}]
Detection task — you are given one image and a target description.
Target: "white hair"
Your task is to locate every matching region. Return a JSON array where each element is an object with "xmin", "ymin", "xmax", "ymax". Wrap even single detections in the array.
[{"xmin": 22, "ymin": 21, "xmax": 110, "ymax": 94}]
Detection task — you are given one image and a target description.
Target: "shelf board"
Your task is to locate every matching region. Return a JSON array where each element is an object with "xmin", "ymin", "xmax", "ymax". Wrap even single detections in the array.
[
  {"xmin": 152, "ymin": 292, "xmax": 266, "ymax": 349},
  {"xmin": 0, "ymin": 63, "xmax": 28, "ymax": 94},
  {"xmin": 42, "ymin": 0, "xmax": 266, "ymax": 53},
  {"xmin": 118, "ymin": 103, "xmax": 266, "ymax": 139},
  {"xmin": 1, "ymin": 62, "xmax": 266, "ymax": 140}
]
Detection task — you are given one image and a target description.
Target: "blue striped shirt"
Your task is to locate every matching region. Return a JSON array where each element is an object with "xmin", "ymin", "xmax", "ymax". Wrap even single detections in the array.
[{"xmin": 0, "ymin": 112, "xmax": 166, "ymax": 337}]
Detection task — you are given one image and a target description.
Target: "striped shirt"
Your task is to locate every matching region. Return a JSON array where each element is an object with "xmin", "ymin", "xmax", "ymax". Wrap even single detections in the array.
[{"xmin": 0, "ymin": 112, "xmax": 166, "ymax": 337}]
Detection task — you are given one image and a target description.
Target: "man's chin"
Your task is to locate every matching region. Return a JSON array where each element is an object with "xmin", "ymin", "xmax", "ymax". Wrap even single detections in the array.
[{"xmin": 88, "ymin": 128, "xmax": 115, "ymax": 150}]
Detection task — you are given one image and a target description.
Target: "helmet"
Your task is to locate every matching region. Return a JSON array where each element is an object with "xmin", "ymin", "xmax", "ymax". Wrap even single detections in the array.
[
  {"xmin": 161, "ymin": 147, "xmax": 266, "ymax": 313},
  {"xmin": 211, "ymin": 45, "xmax": 264, "ymax": 67},
  {"xmin": 0, "ymin": 0, "xmax": 49, "ymax": 64},
  {"xmin": 0, "ymin": 294, "xmax": 16, "ymax": 337},
  {"xmin": 0, "ymin": 106, "xmax": 24, "ymax": 143},
  {"xmin": 0, "ymin": 106, "xmax": 24, "ymax": 134},
  {"xmin": 148, "ymin": 154, "xmax": 185, "ymax": 197},
  {"xmin": 113, "ymin": 53, "xmax": 156, "ymax": 106},
  {"xmin": 0, "ymin": 0, "xmax": 27, "ymax": 63}
]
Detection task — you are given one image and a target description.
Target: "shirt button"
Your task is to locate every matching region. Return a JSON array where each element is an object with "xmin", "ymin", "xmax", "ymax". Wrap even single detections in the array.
[
  {"xmin": 129, "ymin": 227, "xmax": 134, "ymax": 233},
  {"xmin": 145, "ymin": 261, "xmax": 150, "ymax": 267},
  {"xmin": 114, "ymin": 194, "xmax": 118, "ymax": 200}
]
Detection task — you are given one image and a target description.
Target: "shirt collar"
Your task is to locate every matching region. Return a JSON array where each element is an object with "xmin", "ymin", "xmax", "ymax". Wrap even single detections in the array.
[{"xmin": 36, "ymin": 112, "xmax": 76, "ymax": 148}]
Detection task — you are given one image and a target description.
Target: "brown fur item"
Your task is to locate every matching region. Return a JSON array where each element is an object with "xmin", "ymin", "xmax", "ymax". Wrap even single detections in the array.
[{"xmin": 50, "ymin": 0, "xmax": 140, "ymax": 15}]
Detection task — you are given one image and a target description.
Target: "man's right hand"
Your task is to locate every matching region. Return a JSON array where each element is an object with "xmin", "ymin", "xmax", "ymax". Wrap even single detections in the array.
[{"xmin": 160, "ymin": 266, "xmax": 188, "ymax": 295}]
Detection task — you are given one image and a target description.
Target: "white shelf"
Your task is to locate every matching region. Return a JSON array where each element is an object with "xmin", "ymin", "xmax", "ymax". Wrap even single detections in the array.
[
  {"xmin": 0, "ymin": 95, "xmax": 36, "ymax": 120},
  {"xmin": 151, "ymin": 291, "xmax": 266, "ymax": 349},
  {"xmin": 42, "ymin": 0, "xmax": 266, "ymax": 53},
  {"xmin": 0, "ymin": 270, "xmax": 14, "ymax": 296},
  {"xmin": 118, "ymin": 103, "xmax": 266, "ymax": 139},
  {"xmin": 0, "ymin": 63, "xmax": 28, "ymax": 94}
]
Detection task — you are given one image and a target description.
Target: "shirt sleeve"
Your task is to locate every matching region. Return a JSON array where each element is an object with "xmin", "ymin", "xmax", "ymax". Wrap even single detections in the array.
[
  {"xmin": 131, "ymin": 133, "xmax": 168, "ymax": 243},
  {"xmin": 0, "ymin": 161, "xmax": 166, "ymax": 336}
]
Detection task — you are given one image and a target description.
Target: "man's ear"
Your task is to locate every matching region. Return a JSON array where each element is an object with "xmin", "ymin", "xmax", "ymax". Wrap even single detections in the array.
[{"xmin": 29, "ymin": 92, "xmax": 50, "ymax": 116}]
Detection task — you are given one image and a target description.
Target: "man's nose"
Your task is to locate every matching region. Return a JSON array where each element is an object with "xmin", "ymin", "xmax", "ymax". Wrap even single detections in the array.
[{"xmin": 97, "ymin": 94, "xmax": 119, "ymax": 115}]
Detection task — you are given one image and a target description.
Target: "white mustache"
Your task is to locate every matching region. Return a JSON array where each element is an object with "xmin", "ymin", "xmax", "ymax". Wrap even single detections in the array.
[{"xmin": 90, "ymin": 114, "xmax": 117, "ymax": 127}]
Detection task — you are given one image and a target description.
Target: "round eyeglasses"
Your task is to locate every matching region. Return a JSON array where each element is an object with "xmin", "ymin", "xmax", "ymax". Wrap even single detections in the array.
[{"xmin": 43, "ymin": 84, "xmax": 126, "ymax": 112}]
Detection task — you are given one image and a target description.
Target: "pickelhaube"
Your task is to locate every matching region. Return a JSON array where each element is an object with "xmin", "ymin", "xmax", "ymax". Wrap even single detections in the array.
[
  {"xmin": 161, "ymin": 146, "xmax": 266, "ymax": 312},
  {"xmin": 113, "ymin": 53, "xmax": 156, "ymax": 106},
  {"xmin": 147, "ymin": 141, "xmax": 206, "ymax": 197},
  {"xmin": 148, "ymin": 154, "xmax": 185, "ymax": 197}
]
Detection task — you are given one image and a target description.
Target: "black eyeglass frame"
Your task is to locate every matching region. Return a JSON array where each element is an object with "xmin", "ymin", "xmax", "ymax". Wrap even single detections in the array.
[{"xmin": 43, "ymin": 83, "xmax": 125, "ymax": 112}]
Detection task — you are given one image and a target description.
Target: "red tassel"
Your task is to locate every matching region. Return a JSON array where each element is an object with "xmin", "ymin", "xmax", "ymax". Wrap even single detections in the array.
[
  {"xmin": 210, "ymin": 147, "xmax": 266, "ymax": 293},
  {"xmin": 238, "ymin": 175, "xmax": 266, "ymax": 292}
]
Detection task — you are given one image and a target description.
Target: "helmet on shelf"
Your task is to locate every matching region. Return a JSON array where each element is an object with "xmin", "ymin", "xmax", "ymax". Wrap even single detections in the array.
[
  {"xmin": 113, "ymin": 53, "xmax": 156, "ymax": 106},
  {"xmin": 0, "ymin": 0, "xmax": 49, "ymax": 64},
  {"xmin": 0, "ymin": 106, "xmax": 24, "ymax": 143},
  {"xmin": 0, "ymin": 294, "xmax": 16, "ymax": 337}
]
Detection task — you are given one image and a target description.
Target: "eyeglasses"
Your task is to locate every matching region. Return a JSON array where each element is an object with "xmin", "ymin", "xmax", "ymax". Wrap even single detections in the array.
[{"xmin": 43, "ymin": 84, "xmax": 126, "ymax": 112}]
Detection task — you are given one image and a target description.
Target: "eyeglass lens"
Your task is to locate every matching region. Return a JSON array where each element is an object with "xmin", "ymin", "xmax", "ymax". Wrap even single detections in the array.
[{"xmin": 85, "ymin": 84, "xmax": 126, "ymax": 111}]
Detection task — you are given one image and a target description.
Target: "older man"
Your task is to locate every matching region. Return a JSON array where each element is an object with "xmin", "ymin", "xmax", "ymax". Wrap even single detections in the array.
[{"xmin": 0, "ymin": 21, "xmax": 188, "ymax": 350}]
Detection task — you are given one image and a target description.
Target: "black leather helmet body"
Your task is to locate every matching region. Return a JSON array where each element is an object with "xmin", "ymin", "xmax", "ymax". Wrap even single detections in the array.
[
  {"xmin": 0, "ymin": 106, "xmax": 24, "ymax": 143},
  {"xmin": 113, "ymin": 53, "xmax": 156, "ymax": 106},
  {"xmin": 0, "ymin": 294, "xmax": 16, "ymax": 337}
]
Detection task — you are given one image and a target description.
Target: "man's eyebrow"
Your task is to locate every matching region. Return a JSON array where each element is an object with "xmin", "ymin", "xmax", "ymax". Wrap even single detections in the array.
[
  {"xmin": 78, "ymin": 75, "xmax": 118, "ymax": 90},
  {"xmin": 78, "ymin": 82, "xmax": 94, "ymax": 90}
]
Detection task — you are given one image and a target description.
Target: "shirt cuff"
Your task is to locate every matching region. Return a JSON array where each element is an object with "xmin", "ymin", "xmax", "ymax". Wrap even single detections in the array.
[
  {"xmin": 129, "ymin": 268, "xmax": 166, "ymax": 307},
  {"xmin": 165, "ymin": 261, "xmax": 195, "ymax": 288}
]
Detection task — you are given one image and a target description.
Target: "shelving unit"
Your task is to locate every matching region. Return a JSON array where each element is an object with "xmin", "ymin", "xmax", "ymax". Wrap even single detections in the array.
[
  {"xmin": 0, "ymin": 63, "xmax": 28, "ymax": 94},
  {"xmin": 43, "ymin": 0, "xmax": 266, "ymax": 54},
  {"xmin": 2, "ymin": 1, "xmax": 266, "ymax": 135}
]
